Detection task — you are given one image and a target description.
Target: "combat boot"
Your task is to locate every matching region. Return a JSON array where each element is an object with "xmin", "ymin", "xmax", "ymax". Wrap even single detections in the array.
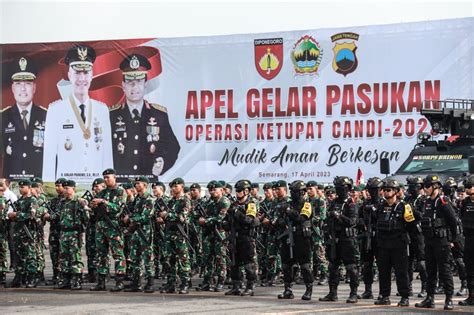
[
  {"xmin": 125, "ymin": 275, "xmax": 142, "ymax": 292},
  {"xmin": 47, "ymin": 269, "xmax": 59, "ymax": 285},
  {"xmin": 444, "ymin": 295, "xmax": 454, "ymax": 310},
  {"xmin": 418, "ymin": 282, "xmax": 427, "ymax": 298},
  {"xmin": 301, "ymin": 283, "xmax": 313, "ymax": 301},
  {"xmin": 8, "ymin": 273, "xmax": 22, "ymax": 288},
  {"xmin": 346, "ymin": 285, "xmax": 358, "ymax": 303},
  {"xmin": 226, "ymin": 280, "xmax": 242, "ymax": 296},
  {"xmin": 110, "ymin": 275, "xmax": 125, "ymax": 292},
  {"xmin": 241, "ymin": 281, "xmax": 255, "ymax": 296},
  {"xmin": 196, "ymin": 280, "xmax": 212, "ymax": 291},
  {"xmin": 319, "ymin": 285, "xmax": 338, "ymax": 301},
  {"xmin": 143, "ymin": 278, "xmax": 154, "ymax": 293},
  {"xmin": 317, "ymin": 272, "xmax": 327, "ymax": 286},
  {"xmin": 25, "ymin": 273, "xmax": 39, "ymax": 288},
  {"xmin": 398, "ymin": 297, "xmax": 409, "ymax": 307},
  {"xmin": 214, "ymin": 277, "xmax": 225, "ymax": 292},
  {"xmin": 456, "ymin": 280, "xmax": 468, "ymax": 296},
  {"xmin": 70, "ymin": 274, "xmax": 82, "ymax": 290},
  {"xmin": 90, "ymin": 274, "xmax": 106, "ymax": 291},
  {"xmin": 56, "ymin": 273, "xmax": 71, "ymax": 289},
  {"xmin": 178, "ymin": 282, "xmax": 189, "ymax": 294},
  {"xmin": 459, "ymin": 289, "xmax": 474, "ymax": 306},
  {"xmin": 415, "ymin": 294, "xmax": 435, "ymax": 308},
  {"xmin": 374, "ymin": 296, "xmax": 391, "ymax": 305},
  {"xmin": 0, "ymin": 272, "xmax": 6, "ymax": 285},
  {"xmin": 87, "ymin": 269, "xmax": 97, "ymax": 283},
  {"xmin": 360, "ymin": 283, "xmax": 373, "ymax": 299},
  {"xmin": 160, "ymin": 282, "xmax": 175, "ymax": 293},
  {"xmin": 278, "ymin": 283, "xmax": 294, "ymax": 299}
]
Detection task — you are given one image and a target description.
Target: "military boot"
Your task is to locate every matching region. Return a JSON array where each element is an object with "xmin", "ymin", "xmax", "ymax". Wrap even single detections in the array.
[
  {"xmin": 241, "ymin": 281, "xmax": 255, "ymax": 296},
  {"xmin": 178, "ymin": 282, "xmax": 189, "ymax": 294},
  {"xmin": 125, "ymin": 274, "xmax": 142, "ymax": 292},
  {"xmin": 144, "ymin": 278, "xmax": 154, "ymax": 293},
  {"xmin": 418, "ymin": 282, "xmax": 427, "ymax": 298},
  {"xmin": 8, "ymin": 273, "xmax": 22, "ymax": 288},
  {"xmin": 160, "ymin": 282, "xmax": 175, "ymax": 293},
  {"xmin": 319, "ymin": 285, "xmax": 338, "ymax": 301},
  {"xmin": 196, "ymin": 280, "xmax": 212, "ymax": 291},
  {"xmin": 0, "ymin": 272, "xmax": 6, "ymax": 285},
  {"xmin": 444, "ymin": 295, "xmax": 454, "ymax": 310},
  {"xmin": 456, "ymin": 280, "xmax": 468, "ymax": 296},
  {"xmin": 87, "ymin": 269, "xmax": 97, "ymax": 283},
  {"xmin": 459, "ymin": 289, "xmax": 474, "ymax": 306},
  {"xmin": 278, "ymin": 283, "xmax": 294, "ymax": 299},
  {"xmin": 56, "ymin": 273, "xmax": 71, "ymax": 289},
  {"xmin": 374, "ymin": 296, "xmax": 391, "ymax": 305},
  {"xmin": 25, "ymin": 273, "xmax": 39, "ymax": 288},
  {"xmin": 301, "ymin": 283, "xmax": 313, "ymax": 301},
  {"xmin": 90, "ymin": 274, "xmax": 106, "ymax": 291},
  {"xmin": 317, "ymin": 272, "xmax": 327, "ymax": 286},
  {"xmin": 225, "ymin": 280, "xmax": 242, "ymax": 296},
  {"xmin": 398, "ymin": 297, "xmax": 409, "ymax": 307},
  {"xmin": 47, "ymin": 269, "xmax": 59, "ymax": 285},
  {"xmin": 70, "ymin": 274, "xmax": 82, "ymax": 290},
  {"xmin": 415, "ymin": 295, "xmax": 435, "ymax": 308},
  {"xmin": 214, "ymin": 277, "xmax": 225, "ymax": 292},
  {"xmin": 346, "ymin": 285, "xmax": 358, "ymax": 303},
  {"xmin": 361, "ymin": 283, "xmax": 373, "ymax": 299},
  {"xmin": 110, "ymin": 275, "xmax": 125, "ymax": 292}
]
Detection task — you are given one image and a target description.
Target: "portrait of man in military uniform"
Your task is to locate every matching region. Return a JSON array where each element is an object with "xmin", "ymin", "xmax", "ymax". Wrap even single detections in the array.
[
  {"xmin": 110, "ymin": 53, "xmax": 180, "ymax": 181},
  {"xmin": 42, "ymin": 45, "xmax": 113, "ymax": 182},
  {"xmin": 1, "ymin": 57, "xmax": 46, "ymax": 180}
]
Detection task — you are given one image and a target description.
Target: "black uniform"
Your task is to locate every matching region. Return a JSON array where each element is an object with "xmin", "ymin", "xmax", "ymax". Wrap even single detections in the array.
[
  {"xmin": 1, "ymin": 104, "xmax": 46, "ymax": 179},
  {"xmin": 459, "ymin": 197, "xmax": 474, "ymax": 301}
]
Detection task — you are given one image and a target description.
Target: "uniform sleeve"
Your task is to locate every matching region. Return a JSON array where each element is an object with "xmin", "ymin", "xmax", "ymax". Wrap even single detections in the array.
[
  {"xmin": 159, "ymin": 112, "xmax": 180, "ymax": 174},
  {"xmin": 42, "ymin": 104, "xmax": 58, "ymax": 181},
  {"xmin": 339, "ymin": 202, "xmax": 357, "ymax": 227},
  {"xmin": 441, "ymin": 198, "xmax": 459, "ymax": 238},
  {"xmin": 134, "ymin": 198, "xmax": 154, "ymax": 225}
]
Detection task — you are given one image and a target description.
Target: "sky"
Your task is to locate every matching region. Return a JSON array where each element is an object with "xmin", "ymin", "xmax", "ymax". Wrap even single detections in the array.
[{"xmin": 0, "ymin": 0, "xmax": 473, "ymax": 43}]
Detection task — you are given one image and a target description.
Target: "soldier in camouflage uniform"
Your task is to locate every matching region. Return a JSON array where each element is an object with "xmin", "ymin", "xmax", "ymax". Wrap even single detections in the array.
[
  {"xmin": 197, "ymin": 180, "xmax": 230, "ymax": 292},
  {"xmin": 7, "ymin": 179, "xmax": 39, "ymax": 288},
  {"xmin": 123, "ymin": 176, "xmax": 155, "ymax": 293},
  {"xmin": 90, "ymin": 169, "xmax": 127, "ymax": 292},
  {"xmin": 31, "ymin": 177, "xmax": 47, "ymax": 284},
  {"xmin": 307, "ymin": 181, "xmax": 328, "ymax": 285},
  {"xmin": 55, "ymin": 180, "xmax": 89, "ymax": 290},
  {"xmin": 188, "ymin": 183, "xmax": 204, "ymax": 276},
  {"xmin": 121, "ymin": 182, "xmax": 136, "ymax": 280},
  {"xmin": 152, "ymin": 181, "xmax": 169, "ymax": 278},
  {"xmin": 0, "ymin": 188, "xmax": 7, "ymax": 284},
  {"xmin": 159, "ymin": 177, "xmax": 192, "ymax": 294}
]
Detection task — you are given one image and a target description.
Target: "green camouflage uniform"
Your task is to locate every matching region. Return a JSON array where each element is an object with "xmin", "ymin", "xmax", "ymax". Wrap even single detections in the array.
[
  {"xmin": 94, "ymin": 185, "xmax": 127, "ymax": 276},
  {"xmin": 35, "ymin": 193, "xmax": 48, "ymax": 275},
  {"xmin": 153, "ymin": 195, "xmax": 170, "ymax": 276},
  {"xmin": 0, "ymin": 196, "xmax": 8, "ymax": 275},
  {"xmin": 128, "ymin": 191, "xmax": 155, "ymax": 279},
  {"xmin": 123, "ymin": 196, "xmax": 135, "ymax": 277},
  {"xmin": 189, "ymin": 197, "xmax": 205, "ymax": 273},
  {"xmin": 48, "ymin": 195, "xmax": 64, "ymax": 279},
  {"xmin": 59, "ymin": 196, "xmax": 89, "ymax": 275},
  {"xmin": 310, "ymin": 196, "xmax": 328, "ymax": 277},
  {"xmin": 85, "ymin": 195, "xmax": 98, "ymax": 277}
]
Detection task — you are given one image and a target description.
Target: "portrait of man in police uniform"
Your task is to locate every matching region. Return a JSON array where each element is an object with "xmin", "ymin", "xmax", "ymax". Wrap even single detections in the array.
[
  {"xmin": 1, "ymin": 57, "xmax": 46, "ymax": 180},
  {"xmin": 42, "ymin": 45, "xmax": 113, "ymax": 182},
  {"xmin": 110, "ymin": 53, "xmax": 180, "ymax": 181}
]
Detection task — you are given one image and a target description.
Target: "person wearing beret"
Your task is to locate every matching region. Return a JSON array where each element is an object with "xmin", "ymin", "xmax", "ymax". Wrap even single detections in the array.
[
  {"xmin": 110, "ymin": 53, "xmax": 180, "ymax": 181},
  {"xmin": 121, "ymin": 181, "xmax": 136, "ymax": 280},
  {"xmin": 42, "ymin": 45, "xmax": 113, "ymax": 182},
  {"xmin": 1, "ymin": 57, "xmax": 46, "ymax": 180},
  {"xmin": 30, "ymin": 177, "xmax": 48, "ymax": 284},
  {"xmin": 151, "ymin": 181, "xmax": 169, "ymax": 279}
]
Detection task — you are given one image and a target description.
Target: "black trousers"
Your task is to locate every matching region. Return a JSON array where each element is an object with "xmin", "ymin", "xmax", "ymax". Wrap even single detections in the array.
[
  {"xmin": 230, "ymin": 237, "xmax": 257, "ymax": 282},
  {"xmin": 425, "ymin": 237, "xmax": 454, "ymax": 296},
  {"xmin": 465, "ymin": 234, "xmax": 474, "ymax": 290},
  {"xmin": 280, "ymin": 235, "xmax": 313, "ymax": 284},
  {"xmin": 377, "ymin": 246, "xmax": 410, "ymax": 298}
]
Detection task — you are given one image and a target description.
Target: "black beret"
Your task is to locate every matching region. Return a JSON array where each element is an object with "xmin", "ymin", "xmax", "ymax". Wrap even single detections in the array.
[
  {"xmin": 169, "ymin": 177, "xmax": 184, "ymax": 186},
  {"xmin": 102, "ymin": 168, "xmax": 116, "ymax": 176},
  {"xmin": 92, "ymin": 178, "xmax": 105, "ymax": 186},
  {"xmin": 190, "ymin": 183, "xmax": 201, "ymax": 189},
  {"xmin": 11, "ymin": 57, "xmax": 37, "ymax": 81}
]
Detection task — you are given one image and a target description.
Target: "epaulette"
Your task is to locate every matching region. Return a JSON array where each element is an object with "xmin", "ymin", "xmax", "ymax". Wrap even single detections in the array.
[
  {"xmin": 0, "ymin": 105, "xmax": 12, "ymax": 113},
  {"xmin": 150, "ymin": 103, "xmax": 168, "ymax": 113},
  {"xmin": 109, "ymin": 104, "xmax": 122, "ymax": 112},
  {"xmin": 38, "ymin": 105, "xmax": 47, "ymax": 111}
]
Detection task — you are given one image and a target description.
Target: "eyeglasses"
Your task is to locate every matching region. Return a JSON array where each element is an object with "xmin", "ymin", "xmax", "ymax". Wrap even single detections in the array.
[
  {"xmin": 383, "ymin": 188, "xmax": 393, "ymax": 192},
  {"xmin": 465, "ymin": 184, "xmax": 473, "ymax": 189}
]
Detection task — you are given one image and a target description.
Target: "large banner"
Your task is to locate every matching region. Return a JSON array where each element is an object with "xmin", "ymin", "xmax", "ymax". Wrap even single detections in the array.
[{"xmin": 1, "ymin": 18, "xmax": 473, "ymax": 183}]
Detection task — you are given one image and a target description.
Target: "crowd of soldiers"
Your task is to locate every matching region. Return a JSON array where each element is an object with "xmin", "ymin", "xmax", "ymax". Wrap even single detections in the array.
[{"xmin": 0, "ymin": 169, "xmax": 473, "ymax": 311}]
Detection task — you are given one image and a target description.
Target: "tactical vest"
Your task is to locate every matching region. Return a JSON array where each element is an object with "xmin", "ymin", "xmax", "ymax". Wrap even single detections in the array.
[
  {"xmin": 421, "ymin": 197, "xmax": 447, "ymax": 238},
  {"xmin": 461, "ymin": 198, "xmax": 474, "ymax": 230},
  {"xmin": 376, "ymin": 202, "xmax": 404, "ymax": 233}
]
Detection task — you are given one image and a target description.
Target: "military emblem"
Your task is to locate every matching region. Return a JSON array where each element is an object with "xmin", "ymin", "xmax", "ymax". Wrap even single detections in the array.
[
  {"xmin": 77, "ymin": 47, "xmax": 88, "ymax": 61},
  {"xmin": 130, "ymin": 55, "xmax": 140, "ymax": 69},
  {"xmin": 291, "ymin": 35, "xmax": 323, "ymax": 75},
  {"xmin": 146, "ymin": 117, "xmax": 160, "ymax": 143},
  {"xmin": 331, "ymin": 32, "xmax": 359, "ymax": 76},
  {"xmin": 19, "ymin": 57, "xmax": 27, "ymax": 71},
  {"xmin": 117, "ymin": 140, "xmax": 125, "ymax": 155},
  {"xmin": 64, "ymin": 137, "xmax": 72, "ymax": 151},
  {"xmin": 254, "ymin": 38, "xmax": 283, "ymax": 80},
  {"xmin": 6, "ymin": 138, "xmax": 12, "ymax": 155},
  {"xmin": 5, "ymin": 122, "xmax": 15, "ymax": 133},
  {"xmin": 32, "ymin": 121, "xmax": 45, "ymax": 148}
]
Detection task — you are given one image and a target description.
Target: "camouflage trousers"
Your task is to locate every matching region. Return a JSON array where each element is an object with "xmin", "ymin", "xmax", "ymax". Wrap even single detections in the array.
[
  {"xmin": 312, "ymin": 238, "xmax": 328, "ymax": 275},
  {"xmin": 95, "ymin": 227, "xmax": 126, "ymax": 276},
  {"xmin": 164, "ymin": 233, "xmax": 190, "ymax": 285},
  {"xmin": 202, "ymin": 234, "xmax": 227, "ymax": 283},
  {"xmin": 265, "ymin": 234, "xmax": 281, "ymax": 280},
  {"xmin": 129, "ymin": 227, "xmax": 154, "ymax": 279},
  {"xmin": 0, "ymin": 232, "xmax": 8, "ymax": 273},
  {"xmin": 123, "ymin": 230, "xmax": 133, "ymax": 275},
  {"xmin": 153, "ymin": 223, "xmax": 167, "ymax": 275},
  {"xmin": 14, "ymin": 230, "xmax": 37, "ymax": 276},
  {"xmin": 85, "ymin": 222, "xmax": 97, "ymax": 272},
  {"xmin": 36, "ymin": 233, "xmax": 46, "ymax": 273},
  {"xmin": 59, "ymin": 231, "xmax": 84, "ymax": 274},
  {"xmin": 49, "ymin": 227, "xmax": 61, "ymax": 274}
]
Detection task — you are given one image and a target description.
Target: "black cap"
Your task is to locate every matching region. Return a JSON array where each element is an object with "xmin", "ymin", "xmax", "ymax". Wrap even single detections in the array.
[
  {"xmin": 169, "ymin": 177, "xmax": 184, "ymax": 187},
  {"xmin": 92, "ymin": 178, "xmax": 105, "ymax": 186},
  {"xmin": 55, "ymin": 177, "xmax": 67, "ymax": 185},
  {"xmin": 273, "ymin": 180, "xmax": 287, "ymax": 188},
  {"xmin": 190, "ymin": 183, "xmax": 201, "ymax": 190},
  {"xmin": 32, "ymin": 177, "xmax": 43, "ymax": 185},
  {"xmin": 134, "ymin": 176, "xmax": 149, "ymax": 184},
  {"xmin": 121, "ymin": 182, "xmax": 134, "ymax": 189},
  {"xmin": 120, "ymin": 54, "xmax": 151, "ymax": 80},
  {"xmin": 63, "ymin": 180, "xmax": 76, "ymax": 187},
  {"xmin": 262, "ymin": 182, "xmax": 273, "ymax": 190},
  {"xmin": 207, "ymin": 180, "xmax": 223, "ymax": 190},
  {"xmin": 11, "ymin": 57, "xmax": 37, "ymax": 81},
  {"xmin": 152, "ymin": 181, "xmax": 166, "ymax": 190},
  {"xmin": 306, "ymin": 180, "xmax": 317, "ymax": 188},
  {"xmin": 250, "ymin": 182, "xmax": 259, "ymax": 189},
  {"xmin": 102, "ymin": 168, "xmax": 116, "ymax": 176},
  {"xmin": 18, "ymin": 179, "xmax": 32, "ymax": 187},
  {"xmin": 65, "ymin": 45, "xmax": 96, "ymax": 71}
]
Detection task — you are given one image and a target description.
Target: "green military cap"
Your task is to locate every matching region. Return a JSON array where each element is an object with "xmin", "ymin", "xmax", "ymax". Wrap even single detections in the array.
[
  {"xmin": 152, "ymin": 181, "xmax": 166, "ymax": 190},
  {"xmin": 273, "ymin": 180, "xmax": 287, "ymax": 188},
  {"xmin": 32, "ymin": 177, "xmax": 43, "ymax": 185},
  {"xmin": 92, "ymin": 178, "xmax": 105, "ymax": 186},
  {"xmin": 120, "ymin": 54, "xmax": 152, "ymax": 81},
  {"xmin": 184, "ymin": 186, "xmax": 190, "ymax": 193},
  {"xmin": 134, "ymin": 176, "xmax": 149, "ymax": 184},
  {"xmin": 324, "ymin": 185, "xmax": 336, "ymax": 194},
  {"xmin": 317, "ymin": 184, "xmax": 325, "ymax": 190},
  {"xmin": 31, "ymin": 182, "xmax": 39, "ymax": 188},
  {"xmin": 190, "ymin": 183, "xmax": 201, "ymax": 189},
  {"xmin": 63, "ymin": 180, "xmax": 76, "ymax": 187},
  {"xmin": 218, "ymin": 180, "xmax": 226, "ymax": 187},
  {"xmin": 169, "ymin": 177, "xmax": 185, "ymax": 187},
  {"xmin": 207, "ymin": 180, "xmax": 223, "ymax": 190},
  {"xmin": 11, "ymin": 57, "xmax": 38, "ymax": 81},
  {"xmin": 55, "ymin": 177, "xmax": 67, "ymax": 185},
  {"xmin": 121, "ymin": 182, "xmax": 134, "ymax": 189},
  {"xmin": 250, "ymin": 182, "xmax": 259, "ymax": 189},
  {"xmin": 306, "ymin": 180, "xmax": 318, "ymax": 188},
  {"xmin": 102, "ymin": 168, "xmax": 116, "ymax": 176},
  {"xmin": 225, "ymin": 183, "xmax": 232, "ymax": 191},
  {"xmin": 18, "ymin": 179, "xmax": 32, "ymax": 187},
  {"xmin": 262, "ymin": 182, "xmax": 273, "ymax": 190},
  {"xmin": 65, "ymin": 45, "xmax": 96, "ymax": 71}
]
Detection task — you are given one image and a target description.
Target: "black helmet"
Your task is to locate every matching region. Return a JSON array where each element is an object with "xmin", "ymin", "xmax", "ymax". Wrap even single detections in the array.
[
  {"xmin": 406, "ymin": 175, "xmax": 423, "ymax": 185},
  {"xmin": 290, "ymin": 180, "xmax": 306, "ymax": 192},
  {"xmin": 333, "ymin": 176, "xmax": 353, "ymax": 188},
  {"xmin": 424, "ymin": 174, "xmax": 441, "ymax": 187},
  {"xmin": 443, "ymin": 177, "xmax": 457, "ymax": 189},
  {"xmin": 463, "ymin": 175, "xmax": 474, "ymax": 187},
  {"xmin": 366, "ymin": 177, "xmax": 383, "ymax": 189},
  {"xmin": 382, "ymin": 179, "xmax": 400, "ymax": 190},
  {"xmin": 234, "ymin": 179, "xmax": 251, "ymax": 191}
]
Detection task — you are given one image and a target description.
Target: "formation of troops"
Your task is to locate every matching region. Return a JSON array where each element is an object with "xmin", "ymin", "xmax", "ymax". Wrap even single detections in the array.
[{"xmin": 0, "ymin": 170, "xmax": 473, "ymax": 311}]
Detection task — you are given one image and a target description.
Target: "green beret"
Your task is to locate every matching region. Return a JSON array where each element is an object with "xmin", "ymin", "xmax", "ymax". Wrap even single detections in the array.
[
  {"xmin": 184, "ymin": 186, "xmax": 190, "ymax": 193},
  {"xmin": 169, "ymin": 177, "xmax": 185, "ymax": 187},
  {"xmin": 55, "ymin": 178, "xmax": 67, "ymax": 185},
  {"xmin": 251, "ymin": 182, "xmax": 259, "ymax": 189},
  {"xmin": 121, "ymin": 182, "xmax": 134, "ymax": 189},
  {"xmin": 306, "ymin": 180, "xmax": 318, "ymax": 188},
  {"xmin": 63, "ymin": 180, "xmax": 76, "ymax": 187},
  {"xmin": 190, "ymin": 183, "xmax": 201, "ymax": 189},
  {"xmin": 92, "ymin": 178, "xmax": 105, "ymax": 186},
  {"xmin": 134, "ymin": 176, "xmax": 149, "ymax": 184},
  {"xmin": 273, "ymin": 180, "xmax": 287, "ymax": 188},
  {"xmin": 152, "ymin": 181, "xmax": 166, "ymax": 191},
  {"xmin": 102, "ymin": 168, "xmax": 116, "ymax": 176},
  {"xmin": 207, "ymin": 180, "xmax": 223, "ymax": 189},
  {"xmin": 32, "ymin": 177, "xmax": 43, "ymax": 185},
  {"xmin": 262, "ymin": 182, "xmax": 273, "ymax": 190},
  {"xmin": 18, "ymin": 179, "xmax": 32, "ymax": 187}
]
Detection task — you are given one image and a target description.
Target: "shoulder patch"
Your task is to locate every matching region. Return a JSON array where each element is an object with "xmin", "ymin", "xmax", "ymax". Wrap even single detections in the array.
[
  {"xmin": 151, "ymin": 103, "xmax": 168, "ymax": 113},
  {"xmin": 403, "ymin": 203, "xmax": 415, "ymax": 222},
  {"xmin": 300, "ymin": 202, "xmax": 312, "ymax": 218},
  {"xmin": 109, "ymin": 104, "xmax": 122, "ymax": 112},
  {"xmin": 246, "ymin": 202, "xmax": 257, "ymax": 217}
]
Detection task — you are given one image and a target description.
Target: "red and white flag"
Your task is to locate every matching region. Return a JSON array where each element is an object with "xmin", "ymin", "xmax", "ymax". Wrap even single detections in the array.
[{"xmin": 355, "ymin": 167, "xmax": 364, "ymax": 186}]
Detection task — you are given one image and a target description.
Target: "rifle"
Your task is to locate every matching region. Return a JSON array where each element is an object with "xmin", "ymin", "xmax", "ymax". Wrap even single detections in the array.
[
  {"xmin": 94, "ymin": 201, "xmax": 122, "ymax": 236},
  {"xmin": 365, "ymin": 204, "xmax": 376, "ymax": 252},
  {"xmin": 81, "ymin": 190, "xmax": 94, "ymax": 202},
  {"xmin": 121, "ymin": 201, "xmax": 150, "ymax": 245},
  {"xmin": 277, "ymin": 205, "xmax": 294, "ymax": 259},
  {"xmin": 7, "ymin": 199, "xmax": 34, "ymax": 242},
  {"xmin": 327, "ymin": 203, "xmax": 340, "ymax": 261},
  {"xmin": 195, "ymin": 200, "xmax": 225, "ymax": 241},
  {"xmin": 156, "ymin": 197, "xmax": 196, "ymax": 254}
]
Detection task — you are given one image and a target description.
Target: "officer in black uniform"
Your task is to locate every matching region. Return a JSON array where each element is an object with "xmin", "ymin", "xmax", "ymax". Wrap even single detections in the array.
[
  {"xmin": 415, "ymin": 175, "xmax": 459, "ymax": 310},
  {"xmin": 2, "ymin": 57, "xmax": 46, "ymax": 180},
  {"xmin": 224, "ymin": 180, "xmax": 259, "ymax": 296},
  {"xmin": 110, "ymin": 54, "xmax": 180, "ymax": 181},
  {"xmin": 458, "ymin": 175, "xmax": 474, "ymax": 306},
  {"xmin": 374, "ymin": 179, "xmax": 414, "ymax": 307},
  {"xmin": 357, "ymin": 177, "xmax": 383, "ymax": 300},
  {"xmin": 405, "ymin": 175, "xmax": 428, "ymax": 298},
  {"xmin": 320, "ymin": 176, "xmax": 359, "ymax": 303},
  {"xmin": 275, "ymin": 180, "xmax": 314, "ymax": 300}
]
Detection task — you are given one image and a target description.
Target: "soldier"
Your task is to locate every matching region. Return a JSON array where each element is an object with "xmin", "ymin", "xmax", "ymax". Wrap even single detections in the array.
[
  {"xmin": 274, "ymin": 180, "xmax": 313, "ymax": 300},
  {"xmin": 152, "ymin": 181, "xmax": 168, "ymax": 278},
  {"xmin": 320, "ymin": 176, "xmax": 359, "ymax": 303},
  {"xmin": 224, "ymin": 180, "xmax": 260, "ymax": 296},
  {"xmin": 307, "ymin": 180, "xmax": 328, "ymax": 286},
  {"xmin": 110, "ymin": 54, "xmax": 180, "ymax": 180},
  {"xmin": 0, "ymin": 187, "xmax": 7, "ymax": 284},
  {"xmin": 374, "ymin": 179, "xmax": 414, "ymax": 307},
  {"xmin": 1, "ymin": 179, "xmax": 18, "ymax": 272},
  {"xmin": 6, "ymin": 179, "xmax": 39, "ymax": 288},
  {"xmin": 123, "ymin": 176, "xmax": 155, "ymax": 293},
  {"xmin": 2, "ymin": 57, "xmax": 46, "ymax": 180},
  {"xmin": 30, "ymin": 177, "xmax": 47, "ymax": 284},
  {"xmin": 405, "ymin": 175, "xmax": 428, "ymax": 298},
  {"xmin": 250, "ymin": 182, "xmax": 263, "ymax": 202},
  {"xmin": 55, "ymin": 180, "xmax": 89, "ymax": 290},
  {"xmin": 42, "ymin": 45, "xmax": 113, "ymax": 182},
  {"xmin": 90, "ymin": 168, "xmax": 127, "ymax": 292},
  {"xmin": 415, "ymin": 175, "xmax": 459, "ymax": 310},
  {"xmin": 158, "ymin": 178, "xmax": 192, "ymax": 294},
  {"xmin": 458, "ymin": 175, "xmax": 474, "ymax": 306},
  {"xmin": 357, "ymin": 177, "xmax": 383, "ymax": 299},
  {"xmin": 324, "ymin": 186, "xmax": 337, "ymax": 204},
  {"xmin": 188, "ymin": 183, "xmax": 204, "ymax": 276},
  {"xmin": 121, "ymin": 182, "xmax": 136, "ymax": 280}
]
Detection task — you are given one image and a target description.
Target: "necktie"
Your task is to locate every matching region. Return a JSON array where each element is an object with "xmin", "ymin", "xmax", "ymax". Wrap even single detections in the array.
[
  {"xmin": 132, "ymin": 108, "xmax": 140, "ymax": 121},
  {"xmin": 79, "ymin": 104, "xmax": 86, "ymax": 123},
  {"xmin": 21, "ymin": 110, "xmax": 28, "ymax": 130}
]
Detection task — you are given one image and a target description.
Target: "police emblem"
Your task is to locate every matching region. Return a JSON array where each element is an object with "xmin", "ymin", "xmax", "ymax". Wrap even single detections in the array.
[
  {"xmin": 130, "ymin": 55, "xmax": 140, "ymax": 69},
  {"xmin": 291, "ymin": 35, "xmax": 323, "ymax": 75},
  {"xmin": 330, "ymin": 32, "xmax": 359, "ymax": 77},
  {"xmin": 254, "ymin": 38, "xmax": 283, "ymax": 80},
  {"xmin": 32, "ymin": 121, "xmax": 45, "ymax": 148},
  {"xmin": 19, "ymin": 57, "xmax": 27, "ymax": 71}
]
